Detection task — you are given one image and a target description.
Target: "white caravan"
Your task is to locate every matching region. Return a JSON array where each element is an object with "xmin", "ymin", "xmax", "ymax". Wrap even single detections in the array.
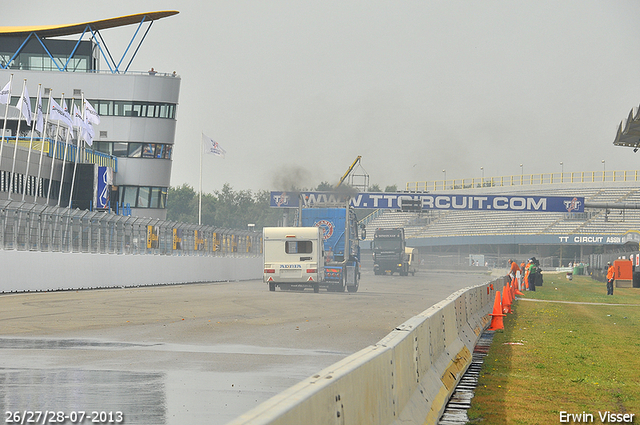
[{"xmin": 263, "ymin": 227, "xmax": 325, "ymax": 293}]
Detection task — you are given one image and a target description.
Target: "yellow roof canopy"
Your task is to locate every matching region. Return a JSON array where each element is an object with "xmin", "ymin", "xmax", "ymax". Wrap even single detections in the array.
[
  {"xmin": 0, "ymin": 11, "xmax": 178, "ymax": 38},
  {"xmin": 0, "ymin": 11, "xmax": 179, "ymax": 74}
]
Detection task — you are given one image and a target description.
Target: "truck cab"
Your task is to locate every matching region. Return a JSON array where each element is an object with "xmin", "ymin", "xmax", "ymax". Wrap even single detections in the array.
[
  {"xmin": 301, "ymin": 207, "xmax": 361, "ymax": 292},
  {"xmin": 372, "ymin": 228, "xmax": 408, "ymax": 275}
]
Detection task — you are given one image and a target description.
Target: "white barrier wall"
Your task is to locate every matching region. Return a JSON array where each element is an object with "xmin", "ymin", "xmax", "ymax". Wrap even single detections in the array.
[
  {"xmin": 228, "ymin": 276, "xmax": 509, "ymax": 425},
  {"xmin": 0, "ymin": 251, "xmax": 263, "ymax": 292}
]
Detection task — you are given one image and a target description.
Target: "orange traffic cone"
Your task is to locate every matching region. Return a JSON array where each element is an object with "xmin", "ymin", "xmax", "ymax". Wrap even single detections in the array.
[
  {"xmin": 513, "ymin": 278, "xmax": 524, "ymax": 296},
  {"xmin": 488, "ymin": 291, "xmax": 505, "ymax": 330},
  {"xmin": 502, "ymin": 285, "xmax": 512, "ymax": 314},
  {"xmin": 509, "ymin": 279, "xmax": 515, "ymax": 302}
]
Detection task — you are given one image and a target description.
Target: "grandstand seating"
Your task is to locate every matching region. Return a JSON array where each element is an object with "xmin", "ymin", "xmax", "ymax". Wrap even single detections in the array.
[{"xmin": 364, "ymin": 183, "xmax": 640, "ymax": 241}]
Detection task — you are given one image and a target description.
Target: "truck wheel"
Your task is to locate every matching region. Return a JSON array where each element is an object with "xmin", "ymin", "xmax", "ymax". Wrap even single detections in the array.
[
  {"xmin": 269, "ymin": 282, "xmax": 276, "ymax": 291},
  {"xmin": 313, "ymin": 282, "xmax": 320, "ymax": 293}
]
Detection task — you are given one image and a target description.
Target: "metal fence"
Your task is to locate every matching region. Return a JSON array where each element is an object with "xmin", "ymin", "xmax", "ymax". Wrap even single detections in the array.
[
  {"xmin": 407, "ymin": 169, "xmax": 640, "ymax": 192},
  {"xmin": 0, "ymin": 200, "xmax": 261, "ymax": 256}
]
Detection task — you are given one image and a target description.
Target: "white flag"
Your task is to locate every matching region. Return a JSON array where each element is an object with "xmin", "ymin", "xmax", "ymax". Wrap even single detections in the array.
[
  {"xmin": 35, "ymin": 90, "xmax": 44, "ymax": 134},
  {"xmin": 50, "ymin": 98, "xmax": 74, "ymax": 129},
  {"xmin": 0, "ymin": 80, "xmax": 10, "ymax": 105},
  {"xmin": 73, "ymin": 104, "xmax": 94, "ymax": 146},
  {"xmin": 82, "ymin": 122, "xmax": 94, "ymax": 146},
  {"xmin": 72, "ymin": 104, "xmax": 83, "ymax": 128},
  {"xmin": 16, "ymin": 85, "xmax": 32, "ymax": 125},
  {"xmin": 84, "ymin": 99, "xmax": 100, "ymax": 125},
  {"xmin": 202, "ymin": 133, "xmax": 226, "ymax": 158}
]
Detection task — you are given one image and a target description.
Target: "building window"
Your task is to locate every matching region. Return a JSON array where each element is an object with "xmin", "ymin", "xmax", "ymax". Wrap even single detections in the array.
[
  {"xmin": 94, "ymin": 141, "xmax": 109, "ymax": 155},
  {"xmin": 159, "ymin": 189, "xmax": 167, "ymax": 208},
  {"xmin": 149, "ymin": 187, "xmax": 163, "ymax": 208},
  {"xmin": 142, "ymin": 144, "xmax": 155, "ymax": 158},
  {"xmin": 92, "ymin": 142, "xmax": 172, "ymax": 160},
  {"xmin": 119, "ymin": 186, "xmax": 167, "ymax": 209},
  {"xmin": 112, "ymin": 142, "xmax": 128, "ymax": 157},
  {"xmin": 121, "ymin": 186, "xmax": 136, "ymax": 208},
  {"xmin": 137, "ymin": 187, "xmax": 150, "ymax": 208},
  {"xmin": 88, "ymin": 100, "xmax": 176, "ymax": 119},
  {"xmin": 98, "ymin": 102, "xmax": 112, "ymax": 116},
  {"xmin": 128, "ymin": 143, "xmax": 143, "ymax": 158}
]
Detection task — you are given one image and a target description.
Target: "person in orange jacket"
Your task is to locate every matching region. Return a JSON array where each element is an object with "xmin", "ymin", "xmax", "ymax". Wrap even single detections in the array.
[
  {"xmin": 606, "ymin": 262, "xmax": 615, "ymax": 295},
  {"xmin": 508, "ymin": 259, "xmax": 520, "ymax": 280}
]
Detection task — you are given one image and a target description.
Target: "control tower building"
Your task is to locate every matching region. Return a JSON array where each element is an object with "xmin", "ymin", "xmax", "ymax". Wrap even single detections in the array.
[{"xmin": 0, "ymin": 11, "xmax": 180, "ymax": 219}]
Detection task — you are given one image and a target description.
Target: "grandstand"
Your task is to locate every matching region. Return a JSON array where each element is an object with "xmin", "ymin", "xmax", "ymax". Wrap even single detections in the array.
[{"xmin": 363, "ymin": 171, "xmax": 640, "ymax": 268}]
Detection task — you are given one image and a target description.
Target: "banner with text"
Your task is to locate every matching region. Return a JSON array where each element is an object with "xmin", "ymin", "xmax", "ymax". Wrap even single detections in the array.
[{"xmin": 270, "ymin": 191, "xmax": 584, "ymax": 213}]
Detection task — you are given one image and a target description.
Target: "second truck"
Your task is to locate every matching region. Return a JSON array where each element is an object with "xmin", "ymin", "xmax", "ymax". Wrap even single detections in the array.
[{"xmin": 372, "ymin": 227, "xmax": 411, "ymax": 276}]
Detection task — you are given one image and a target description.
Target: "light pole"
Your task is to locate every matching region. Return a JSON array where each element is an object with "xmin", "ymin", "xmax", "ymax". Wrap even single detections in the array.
[
  {"xmin": 560, "ymin": 161, "xmax": 563, "ymax": 182},
  {"xmin": 480, "ymin": 167, "xmax": 484, "ymax": 187},
  {"xmin": 520, "ymin": 164, "xmax": 523, "ymax": 184},
  {"xmin": 602, "ymin": 159, "xmax": 606, "ymax": 182},
  {"xmin": 442, "ymin": 169, "xmax": 446, "ymax": 190}
]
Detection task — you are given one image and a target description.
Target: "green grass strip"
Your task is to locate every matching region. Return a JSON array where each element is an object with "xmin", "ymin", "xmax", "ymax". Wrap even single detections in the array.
[{"xmin": 467, "ymin": 273, "xmax": 640, "ymax": 424}]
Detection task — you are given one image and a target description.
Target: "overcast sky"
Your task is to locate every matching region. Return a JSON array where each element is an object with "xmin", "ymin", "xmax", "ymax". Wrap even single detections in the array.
[{"xmin": 5, "ymin": 1, "xmax": 640, "ymax": 194}]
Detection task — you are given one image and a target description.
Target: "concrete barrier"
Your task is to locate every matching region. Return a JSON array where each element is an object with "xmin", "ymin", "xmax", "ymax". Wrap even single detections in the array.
[
  {"xmin": 228, "ymin": 276, "xmax": 509, "ymax": 425},
  {"xmin": 0, "ymin": 250, "xmax": 263, "ymax": 292}
]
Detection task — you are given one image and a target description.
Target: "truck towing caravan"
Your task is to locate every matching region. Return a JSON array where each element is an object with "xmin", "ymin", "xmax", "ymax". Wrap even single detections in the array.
[{"xmin": 263, "ymin": 206, "xmax": 364, "ymax": 293}]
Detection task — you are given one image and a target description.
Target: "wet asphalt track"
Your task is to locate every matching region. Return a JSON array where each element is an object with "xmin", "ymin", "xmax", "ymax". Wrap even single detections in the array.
[{"xmin": 0, "ymin": 262, "xmax": 493, "ymax": 425}]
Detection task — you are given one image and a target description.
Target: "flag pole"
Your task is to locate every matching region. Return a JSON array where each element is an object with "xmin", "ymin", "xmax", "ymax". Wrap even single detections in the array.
[
  {"xmin": 199, "ymin": 132, "xmax": 203, "ymax": 226},
  {"xmin": 23, "ymin": 84, "xmax": 41, "ymax": 202},
  {"xmin": 47, "ymin": 93, "xmax": 64, "ymax": 203},
  {"xmin": 9, "ymin": 79, "xmax": 27, "ymax": 200},
  {"xmin": 57, "ymin": 97, "xmax": 74, "ymax": 207},
  {"xmin": 0, "ymin": 74, "xmax": 13, "ymax": 171},
  {"xmin": 199, "ymin": 133, "xmax": 226, "ymax": 225},
  {"xmin": 35, "ymin": 90, "xmax": 52, "ymax": 204},
  {"xmin": 69, "ymin": 93, "xmax": 84, "ymax": 209}
]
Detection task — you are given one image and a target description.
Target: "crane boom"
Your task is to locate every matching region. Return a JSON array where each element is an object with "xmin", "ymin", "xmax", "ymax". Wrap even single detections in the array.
[{"xmin": 336, "ymin": 156, "xmax": 362, "ymax": 188}]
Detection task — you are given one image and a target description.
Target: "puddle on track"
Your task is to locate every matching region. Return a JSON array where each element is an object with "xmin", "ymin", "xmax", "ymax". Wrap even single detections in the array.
[{"xmin": 0, "ymin": 337, "xmax": 347, "ymax": 424}]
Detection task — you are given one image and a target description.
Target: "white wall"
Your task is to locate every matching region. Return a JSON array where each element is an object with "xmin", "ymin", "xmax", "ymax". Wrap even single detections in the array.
[
  {"xmin": 227, "ymin": 276, "xmax": 508, "ymax": 425},
  {"xmin": 0, "ymin": 251, "xmax": 262, "ymax": 292}
]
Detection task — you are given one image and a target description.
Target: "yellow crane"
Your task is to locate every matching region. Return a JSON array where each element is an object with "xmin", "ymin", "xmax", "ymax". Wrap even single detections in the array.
[{"xmin": 336, "ymin": 156, "xmax": 362, "ymax": 188}]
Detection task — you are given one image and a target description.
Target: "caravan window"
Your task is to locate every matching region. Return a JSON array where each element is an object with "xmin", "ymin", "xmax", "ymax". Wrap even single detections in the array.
[{"xmin": 285, "ymin": 240, "xmax": 313, "ymax": 254}]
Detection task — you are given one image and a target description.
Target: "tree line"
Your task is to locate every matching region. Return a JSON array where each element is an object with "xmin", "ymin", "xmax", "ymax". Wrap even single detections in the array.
[{"xmin": 166, "ymin": 182, "xmax": 398, "ymax": 230}]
